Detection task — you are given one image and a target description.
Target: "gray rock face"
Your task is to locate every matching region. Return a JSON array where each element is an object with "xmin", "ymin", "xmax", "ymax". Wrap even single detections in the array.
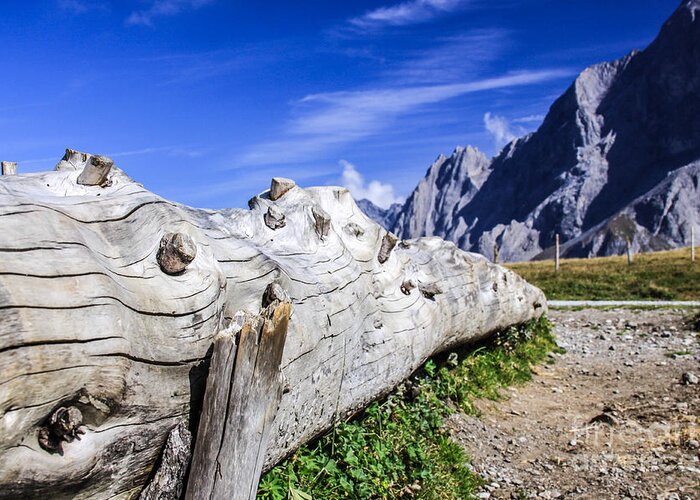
[
  {"xmin": 556, "ymin": 162, "xmax": 700, "ymax": 258},
  {"xmin": 389, "ymin": 1, "xmax": 700, "ymax": 262},
  {"xmin": 394, "ymin": 146, "xmax": 491, "ymax": 240}
]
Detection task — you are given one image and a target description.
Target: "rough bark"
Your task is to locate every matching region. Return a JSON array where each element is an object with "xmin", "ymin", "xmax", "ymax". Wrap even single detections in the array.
[
  {"xmin": 138, "ymin": 422, "xmax": 192, "ymax": 500},
  {"xmin": 0, "ymin": 150, "xmax": 546, "ymax": 499}
]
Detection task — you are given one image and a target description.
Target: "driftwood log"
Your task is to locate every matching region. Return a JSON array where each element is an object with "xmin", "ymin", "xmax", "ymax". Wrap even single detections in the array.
[{"xmin": 0, "ymin": 150, "xmax": 545, "ymax": 499}]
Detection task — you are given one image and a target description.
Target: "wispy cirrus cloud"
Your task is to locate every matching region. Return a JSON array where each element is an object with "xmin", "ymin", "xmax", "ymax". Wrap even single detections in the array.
[
  {"xmin": 349, "ymin": 0, "xmax": 468, "ymax": 30},
  {"xmin": 512, "ymin": 113, "xmax": 545, "ymax": 124},
  {"xmin": 239, "ymin": 69, "xmax": 572, "ymax": 167},
  {"xmin": 138, "ymin": 41, "xmax": 298, "ymax": 85},
  {"xmin": 57, "ymin": 0, "xmax": 108, "ymax": 14},
  {"xmin": 126, "ymin": 0, "xmax": 214, "ymax": 26},
  {"xmin": 382, "ymin": 29, "xmax": 509, "ymax": 84}
]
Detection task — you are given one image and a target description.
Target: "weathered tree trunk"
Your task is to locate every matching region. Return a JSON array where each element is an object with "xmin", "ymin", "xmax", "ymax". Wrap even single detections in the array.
[{"xmin": 0, "ymin": 150, "xmax": 546, "ymax": 499}]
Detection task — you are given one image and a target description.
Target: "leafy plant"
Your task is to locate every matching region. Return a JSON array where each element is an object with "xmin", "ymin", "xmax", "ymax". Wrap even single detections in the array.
[{"xmin": 258, "ymin": 316, "xmax": 558, "ymax": 499}]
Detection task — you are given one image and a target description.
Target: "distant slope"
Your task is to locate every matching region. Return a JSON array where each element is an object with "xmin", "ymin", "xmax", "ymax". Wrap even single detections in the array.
[
  {"xmin": 356, "ymin": 199, "xmax": 402, "ymax": 230},
  {"xmin": 392, "ymin": 0, "xmax": 700, "ymax": 262}
]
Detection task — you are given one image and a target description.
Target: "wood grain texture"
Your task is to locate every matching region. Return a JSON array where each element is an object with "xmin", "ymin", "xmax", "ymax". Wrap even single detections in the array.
[
  {"xmin": 0, "ymin": 151, "xmax": 546, "ymax": 499},
  {"xmin": 185, "ymin": 301, "xmax": 290, "ymax": 500}
]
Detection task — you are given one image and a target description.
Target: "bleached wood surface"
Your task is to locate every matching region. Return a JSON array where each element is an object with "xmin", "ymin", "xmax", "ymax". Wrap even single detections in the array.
[{"xmin": 0, "ymin": 150, "xmax": 545, "ymax": 499}]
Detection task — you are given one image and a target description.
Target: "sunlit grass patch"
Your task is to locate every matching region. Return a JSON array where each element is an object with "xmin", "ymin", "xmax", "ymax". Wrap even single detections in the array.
[{"xmin": 507, "ymin": 248, "xmax": 700, "ymax": 301}]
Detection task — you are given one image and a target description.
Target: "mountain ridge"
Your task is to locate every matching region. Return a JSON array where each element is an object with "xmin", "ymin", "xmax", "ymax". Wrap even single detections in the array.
[{"xmin": 359, "ymin": 0, "xmax": 700, "ymax": 262}]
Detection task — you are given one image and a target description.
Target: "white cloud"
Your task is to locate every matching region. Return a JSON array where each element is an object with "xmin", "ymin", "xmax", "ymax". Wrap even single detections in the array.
[
  {"xmin": 350, "ymin": 0, "xmax": 467, "ymax": 29},
  {"xmin": 239, "ymin": 69, "xmax": 572, "ymax": 167},
  {"xmin": 484, "ymin": 112, "xmax": 519, "ymax": 149},
  {"xmin": 340, "ymin": 160, "xmax": 403, "ymax": 209},
  {"xmin": 126, "ymin": 0, "xmax": 214, "ymax": 26}
]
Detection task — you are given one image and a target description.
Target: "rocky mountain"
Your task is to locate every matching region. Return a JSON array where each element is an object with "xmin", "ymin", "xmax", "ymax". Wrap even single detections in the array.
[
  {"xmin": 356, "ymin": 199, "xmax": 402, "ymax": 230},
  {"xmin": 381, "ymin": 0, "xmax": 700, "ymax": 262},
  {"xmin": 392, "ymin": 146, "xmax": 491, "ymax": 239}
]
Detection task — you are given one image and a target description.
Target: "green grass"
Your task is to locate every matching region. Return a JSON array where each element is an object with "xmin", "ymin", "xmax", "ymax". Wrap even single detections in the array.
[
  {"xmin": 258, "ymin": 316, "xmax": 560, "ymax": 500},
  {"xmin": 506, "ymin": 248, "xmax": 700, "ymax": 301}
]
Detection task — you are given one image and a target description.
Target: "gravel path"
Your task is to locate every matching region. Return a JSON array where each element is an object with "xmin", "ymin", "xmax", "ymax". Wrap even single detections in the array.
[
  {"xmin": 549, "ymin": 301, "xmax": 700, "ymax": 307},
  {"xmin": 447, "ymin": 308, "xmax": 700, "ymax": 500}
]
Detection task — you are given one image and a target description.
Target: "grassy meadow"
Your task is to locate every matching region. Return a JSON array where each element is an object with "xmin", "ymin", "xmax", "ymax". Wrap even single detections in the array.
[{"xmin": 506, "ymin": 247, "xmax": 699, "ymax": 301}]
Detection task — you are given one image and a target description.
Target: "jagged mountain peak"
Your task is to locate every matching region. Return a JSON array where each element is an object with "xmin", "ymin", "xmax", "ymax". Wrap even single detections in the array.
[
  {"xmin": 388, "ymin": 2, "xmax": 700, "ymax": 262},
  {"xmin": 392, "ymin": 144, "xmax": 491, "ymax": 240},
  {"xmin": 573, "ymin": 53, "xmax": 636, "ymax": 113}
]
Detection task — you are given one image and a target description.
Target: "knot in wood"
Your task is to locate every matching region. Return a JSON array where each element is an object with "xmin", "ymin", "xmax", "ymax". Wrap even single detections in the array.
[
  {"xmin": 77, "ymin": 155, "xmax": 114, "ymax": 187},
  {"xmin": 400, "ymin": 279, "xmax": 416, "ymax": 295},
  {"xmin": 377, "ymin": 232, "xmax": 398, "ymax": 264},
  {"xmin": 311, "ymin": 205, "xmax": 331, "ymax": 239},
  {"xmin": 262, "ymin": 282, "xmax": 290, "ymax": 308},
  {"xmin": 264, "ymin": 205, "xmax": 286, "ymax": 230},
  {"xmin": 38, "ymin": 406, "xmax": 85, "ymax": 454},
  {"xmin": 157, "ymin": 232, "xmax": 197, "ymax": 275},
  {"xmin": 419, "ymin": 283, "xmax": 442, "ymax": 300},
  {"xmin": 343, "ymin": 222, "xmax": 365, "ymax": 238},
  {"xmin": 269, "ymin": 177, "xmax": 296, "ymax": 201},
  {"xmin": 1, "ymin": 161, "xmax": 17, "ymax": 176}
]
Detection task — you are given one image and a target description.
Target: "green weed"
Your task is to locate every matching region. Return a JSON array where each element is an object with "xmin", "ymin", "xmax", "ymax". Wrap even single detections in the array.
[{"xmin": 258, "ymin": 316, "xmax": 558, "ymax": 499}]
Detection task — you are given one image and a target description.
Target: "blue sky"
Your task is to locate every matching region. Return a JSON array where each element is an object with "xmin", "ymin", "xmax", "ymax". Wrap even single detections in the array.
[{"xmin": 0, "ymin": 0, "xmax": 676, "ymax": 208}]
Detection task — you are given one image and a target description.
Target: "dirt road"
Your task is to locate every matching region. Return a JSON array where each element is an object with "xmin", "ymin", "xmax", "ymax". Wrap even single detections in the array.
[{"xmin": 448, "ymin": 308, "xmax": 699, "ymax": 500}]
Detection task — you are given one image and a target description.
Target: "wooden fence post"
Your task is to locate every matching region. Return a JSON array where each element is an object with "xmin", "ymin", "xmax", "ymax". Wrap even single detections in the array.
[
  {"xmin": 1, "ymin": 161, "xmax": 17, "ymax": 175},
  {"xmin": 185, "ymin": 294, "xmax": 291, "ymax": 500},
  {"xmin": 626, "ymin": 238, "xmax": 633, "ymax": 265},
  {"xmin": 554, "ymin": 234, "xmax": 560, "ymax": 273}
]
